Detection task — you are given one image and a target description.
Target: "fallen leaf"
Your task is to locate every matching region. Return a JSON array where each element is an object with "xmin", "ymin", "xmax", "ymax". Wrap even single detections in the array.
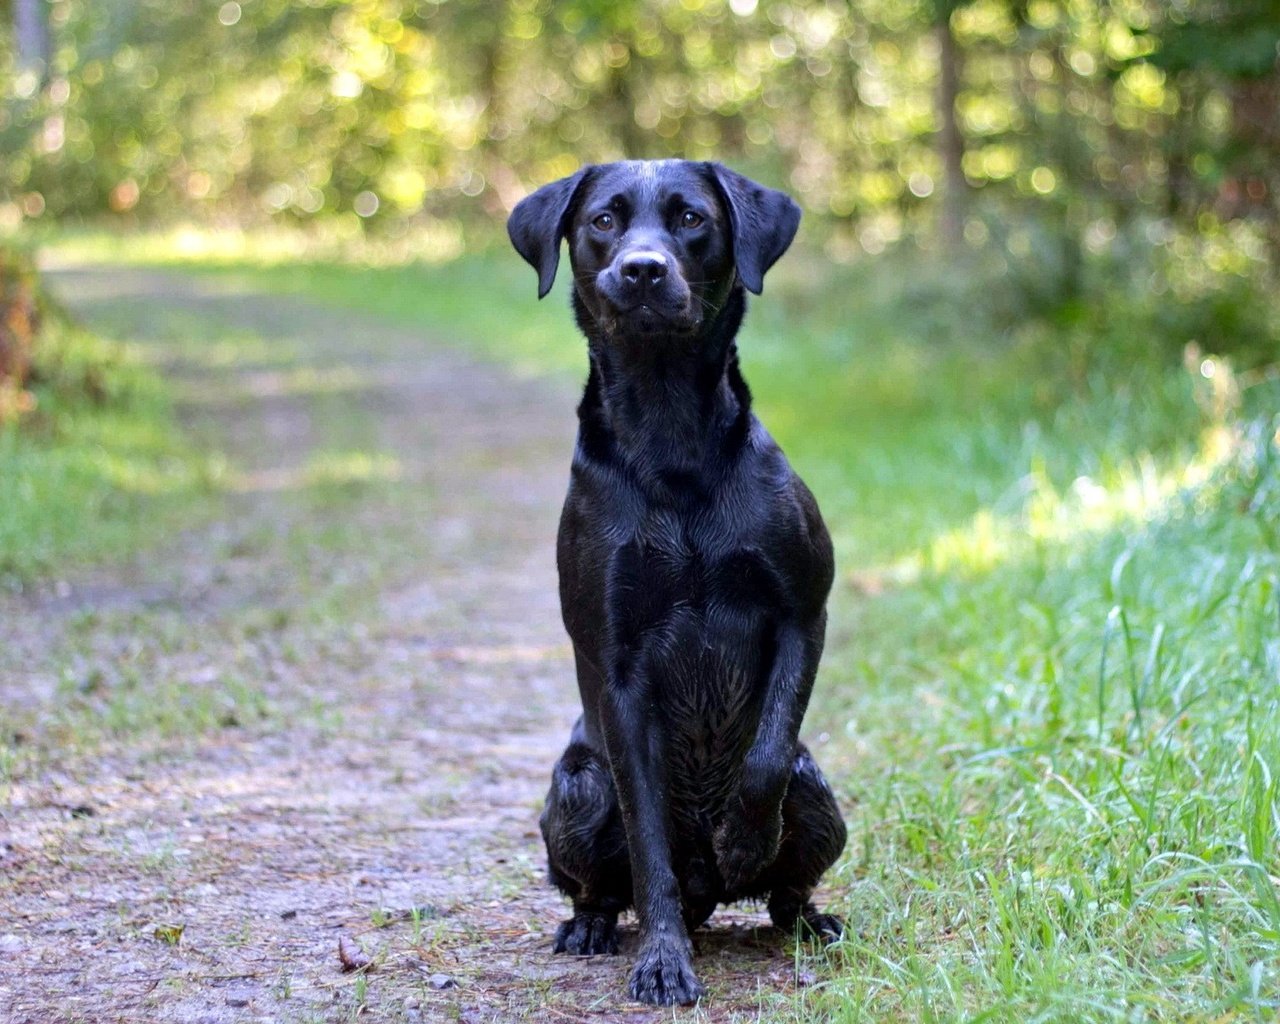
[{"xmin": 337, "ymin": 934, "xmax": 372, "ymax": 973}]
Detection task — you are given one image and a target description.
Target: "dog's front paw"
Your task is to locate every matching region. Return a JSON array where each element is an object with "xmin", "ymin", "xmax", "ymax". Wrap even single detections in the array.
[
  {"xmin": 714, "ymin": 811, "xmax": 781, "ymax": 893},
  {"xmin": 629, "ymin": 939, "xmax": 704, "ymax": 1006},
  {"xmin": 799, "ymin": 909, "xmax": 845, "ymax": 944},
  {"xmin": 553, "ymin": 912, "xmax": 619, "ymax": 956}
]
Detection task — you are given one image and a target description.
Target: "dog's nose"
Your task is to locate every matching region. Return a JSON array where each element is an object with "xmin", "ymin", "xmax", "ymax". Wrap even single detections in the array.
[{"xmin": 620, "ymin": 251, "xmax": 668, "ymax": 288}]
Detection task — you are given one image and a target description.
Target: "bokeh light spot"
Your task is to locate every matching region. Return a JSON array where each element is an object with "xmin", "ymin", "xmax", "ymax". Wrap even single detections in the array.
[
  {"xmin": 908, "ymin": 172, "xmax": 934, "ymax": 198},
  {"xmin": 1030, "ymin": 166, "xmax": 1056, "ymax": 194}
]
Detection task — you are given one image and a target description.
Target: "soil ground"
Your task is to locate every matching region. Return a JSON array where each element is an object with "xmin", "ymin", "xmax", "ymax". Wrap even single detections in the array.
[{"xmin": 0, "ymin": 266, "xmax": 829, "ymax": 1023}]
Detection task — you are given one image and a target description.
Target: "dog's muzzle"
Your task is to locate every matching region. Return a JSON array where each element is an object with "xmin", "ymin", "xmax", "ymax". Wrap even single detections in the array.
[{"xmin": 598, "ymin": 249, "xmax": 694, "ymax": 334}]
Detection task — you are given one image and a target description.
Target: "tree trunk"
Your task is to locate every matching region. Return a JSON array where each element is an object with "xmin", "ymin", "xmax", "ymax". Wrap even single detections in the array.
[
  {"xmin": 14, "ymin": 0, "xmax": 51, "ymax": 80},
  {"xmin": 609, "ymin": 57, "xmax": 649, "ymax": 160},
  {"xmin": 474, "ymin": 4, "xmax": 525, "ymax": 215},
  {"xmin": 935, "ymin": 14, "xmax": 966, "ymax": 250},
  {"xmin": 0, "ymin": 248, "xmax": 40, "ymax": 422},
  {"xmin": 1227, "ymin": 65, "xmax": 1280, "ymax": 253}
]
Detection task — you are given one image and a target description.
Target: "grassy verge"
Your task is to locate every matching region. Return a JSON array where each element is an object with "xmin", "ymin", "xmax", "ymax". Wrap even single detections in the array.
[
  {"xmin": 807, "ymin": 418, "xmax": 1280, "ymax": 1021},
  {"xmin": 41, "ymin": 230, "xmax": 1280, "ymax": 1020},
  {"xmin": 0, "ymin": 262, "xmax": 209, "ymax": 584}
]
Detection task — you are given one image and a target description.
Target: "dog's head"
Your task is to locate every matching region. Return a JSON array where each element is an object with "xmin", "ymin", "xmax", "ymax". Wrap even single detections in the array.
[{"xmin": 508, "ymin": 160, "xmax": 800, "ymax": 338}]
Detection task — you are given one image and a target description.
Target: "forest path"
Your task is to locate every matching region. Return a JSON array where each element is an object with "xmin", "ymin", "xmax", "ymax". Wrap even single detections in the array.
[{"xmin": 0, "ymin": 265, "xmax": 803, "ymax": 1023}]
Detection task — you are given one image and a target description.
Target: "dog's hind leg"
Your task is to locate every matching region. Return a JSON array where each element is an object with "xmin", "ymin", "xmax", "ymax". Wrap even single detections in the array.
[
  {"xmin": 761, "ymin": 744, "xmax": 847, "ymax": 942},
  {"xmin": 540, "ymin": 730, "xmax": 632, "ymax": 955}
]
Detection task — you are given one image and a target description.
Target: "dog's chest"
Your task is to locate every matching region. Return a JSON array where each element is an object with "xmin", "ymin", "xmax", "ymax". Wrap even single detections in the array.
[
  {"xmin": 604, "ymin": 505, "xmax": 780, "ymax": 729},
  {"xmin": 608, "ymin": 503, "xmax": 781, "ymax": 632}
]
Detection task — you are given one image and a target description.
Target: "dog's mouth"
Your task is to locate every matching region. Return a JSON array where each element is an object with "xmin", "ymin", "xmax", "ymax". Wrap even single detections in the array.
[{"xmin": 606, "ymin": 303, "xmax": 699, "ymax": 337}]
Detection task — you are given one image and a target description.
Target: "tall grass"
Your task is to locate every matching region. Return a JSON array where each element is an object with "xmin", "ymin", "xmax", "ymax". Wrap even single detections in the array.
[{"xmin": 810, "ymin": 413, "xmax": 1279, "ymax": 1020}]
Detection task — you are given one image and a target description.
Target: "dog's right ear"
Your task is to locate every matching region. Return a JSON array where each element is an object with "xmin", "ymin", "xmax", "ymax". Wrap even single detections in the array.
[{"xmin": 507, "ymin": 168, "xmax": 591, "ymax": 299}]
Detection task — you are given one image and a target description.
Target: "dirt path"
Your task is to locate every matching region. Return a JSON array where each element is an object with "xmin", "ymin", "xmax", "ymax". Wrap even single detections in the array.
[{"xmin": 0, "ymin": 266, "xmax": 816, "ymax": 1023}]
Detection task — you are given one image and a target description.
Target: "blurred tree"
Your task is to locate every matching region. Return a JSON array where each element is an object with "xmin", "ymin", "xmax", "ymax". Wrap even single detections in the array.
[
  {"xmin": 932, "ymin": 0, "xmax": 972, "ymax": 249},
  {"xmin": 1146, "ymin": 0, "xmax": 1280, "ymax": 243},
  {"xmin": 10, "ymin": 0, "xmax": 50, "ymax": 81},
  {"xmin": 0, "ymin": 0, "xmax": 1274, "ymax": 325}
]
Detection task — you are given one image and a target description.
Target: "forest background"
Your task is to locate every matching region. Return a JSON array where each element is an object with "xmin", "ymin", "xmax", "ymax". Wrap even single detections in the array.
[{"xmin": 4, "ymin": 0, "xmax": 1280, "ymax": 372}]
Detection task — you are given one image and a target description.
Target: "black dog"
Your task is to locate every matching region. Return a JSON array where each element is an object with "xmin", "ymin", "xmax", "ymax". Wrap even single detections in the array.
[{"xmin": 508, "ymin": 160, "xmax": 846, "ymax": 1006}]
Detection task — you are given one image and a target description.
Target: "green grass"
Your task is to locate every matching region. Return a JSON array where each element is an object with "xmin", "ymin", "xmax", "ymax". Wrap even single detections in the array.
[
  {"xmin": 41, "ymin": 229, "xmax": 1280, "ymax": 1021},
  {"xmin": 0, "ymin": 295, "xmax": 210, "ymax": 583},
  {"xmin": 808, "ymin": 419, "xmax": 1280, "ymax": 1021}
]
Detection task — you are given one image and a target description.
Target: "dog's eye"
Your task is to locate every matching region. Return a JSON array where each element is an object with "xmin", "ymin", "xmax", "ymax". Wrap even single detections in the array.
[
  {"xmin": 680, "ymin": 211, "xmax": 704, "ymax": 229},
  {"xmin": 592, "ymin": 213, "xmax": 614, "ymax": 231}
]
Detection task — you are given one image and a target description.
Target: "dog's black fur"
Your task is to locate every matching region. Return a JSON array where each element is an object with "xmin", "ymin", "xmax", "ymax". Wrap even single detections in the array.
[{"xmin": 508, "ymin": 160, "xmax": 846, "ymax": 1006}]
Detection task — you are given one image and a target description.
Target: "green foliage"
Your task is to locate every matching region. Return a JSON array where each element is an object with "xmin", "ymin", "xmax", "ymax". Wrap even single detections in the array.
[
  {"xmin": 4, "ymin": 1, "xmax": 1277, "ymax": 374},
  {"xmin": 0, "ymin": 281, "xmax": 209, "ymax": 582},
  {"xmin": 1026, "ymin": 220, "xmax": 1280, "ymax": 371},
  {"xmin": 0, "ymin": 1, "xmax": 1275, "ymax": 274},
  {"xmin": 1149, "ymin": 1, "xmax": 1280, "ymax": 78}
]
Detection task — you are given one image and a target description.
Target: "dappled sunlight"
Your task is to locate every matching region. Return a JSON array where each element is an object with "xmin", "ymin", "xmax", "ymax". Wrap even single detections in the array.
[
  {"xmin": 372, "ymin": 633, "xmax": 573, "ymax": 666},
  {"xmin": 85, "ymin": 444, "xmax": 210, "ymax": 497},
  {"xmin": 925, "ymin": 423, "xmax": 1241, "ymax": 577},
  {"xmin": 43, "ymin": 222, "xmax": 467, "ymax": 269},
  {"xmin": 837, "ymin": 413, "xmax": 1250, "ymax": 593},
  {"xmin": 929, "ymin": 430, "xmax": 1238, "ymax": 575},
  {"xmin": 810, "ymin": 403, "xmax": 1280, "ymax": 1021},
  {"xmin": 128, "ymin": 334, "xmax": 314, "ymax": 372},
  {"xmin": 227, "ymin": 449, "xmax": 403, "ymax": 495},
  {"xmin": 173, "ymin": 364, "xmax": 383, "ymax": 406}
]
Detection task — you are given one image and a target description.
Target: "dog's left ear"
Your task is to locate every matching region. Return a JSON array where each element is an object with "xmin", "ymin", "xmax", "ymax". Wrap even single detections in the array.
[
  {"xmin": 507, "ymin": 167, "xmax": 591, "ymax": 299},
  {"xmin": 705, "ymin": 164, "xmax": 801, "ymax": 295}
]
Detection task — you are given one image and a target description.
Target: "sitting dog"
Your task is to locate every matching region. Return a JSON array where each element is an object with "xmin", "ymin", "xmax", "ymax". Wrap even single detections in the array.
[{"xmin": 508, "ymin": 160, "xmax": 846, "ymax": 1006}]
